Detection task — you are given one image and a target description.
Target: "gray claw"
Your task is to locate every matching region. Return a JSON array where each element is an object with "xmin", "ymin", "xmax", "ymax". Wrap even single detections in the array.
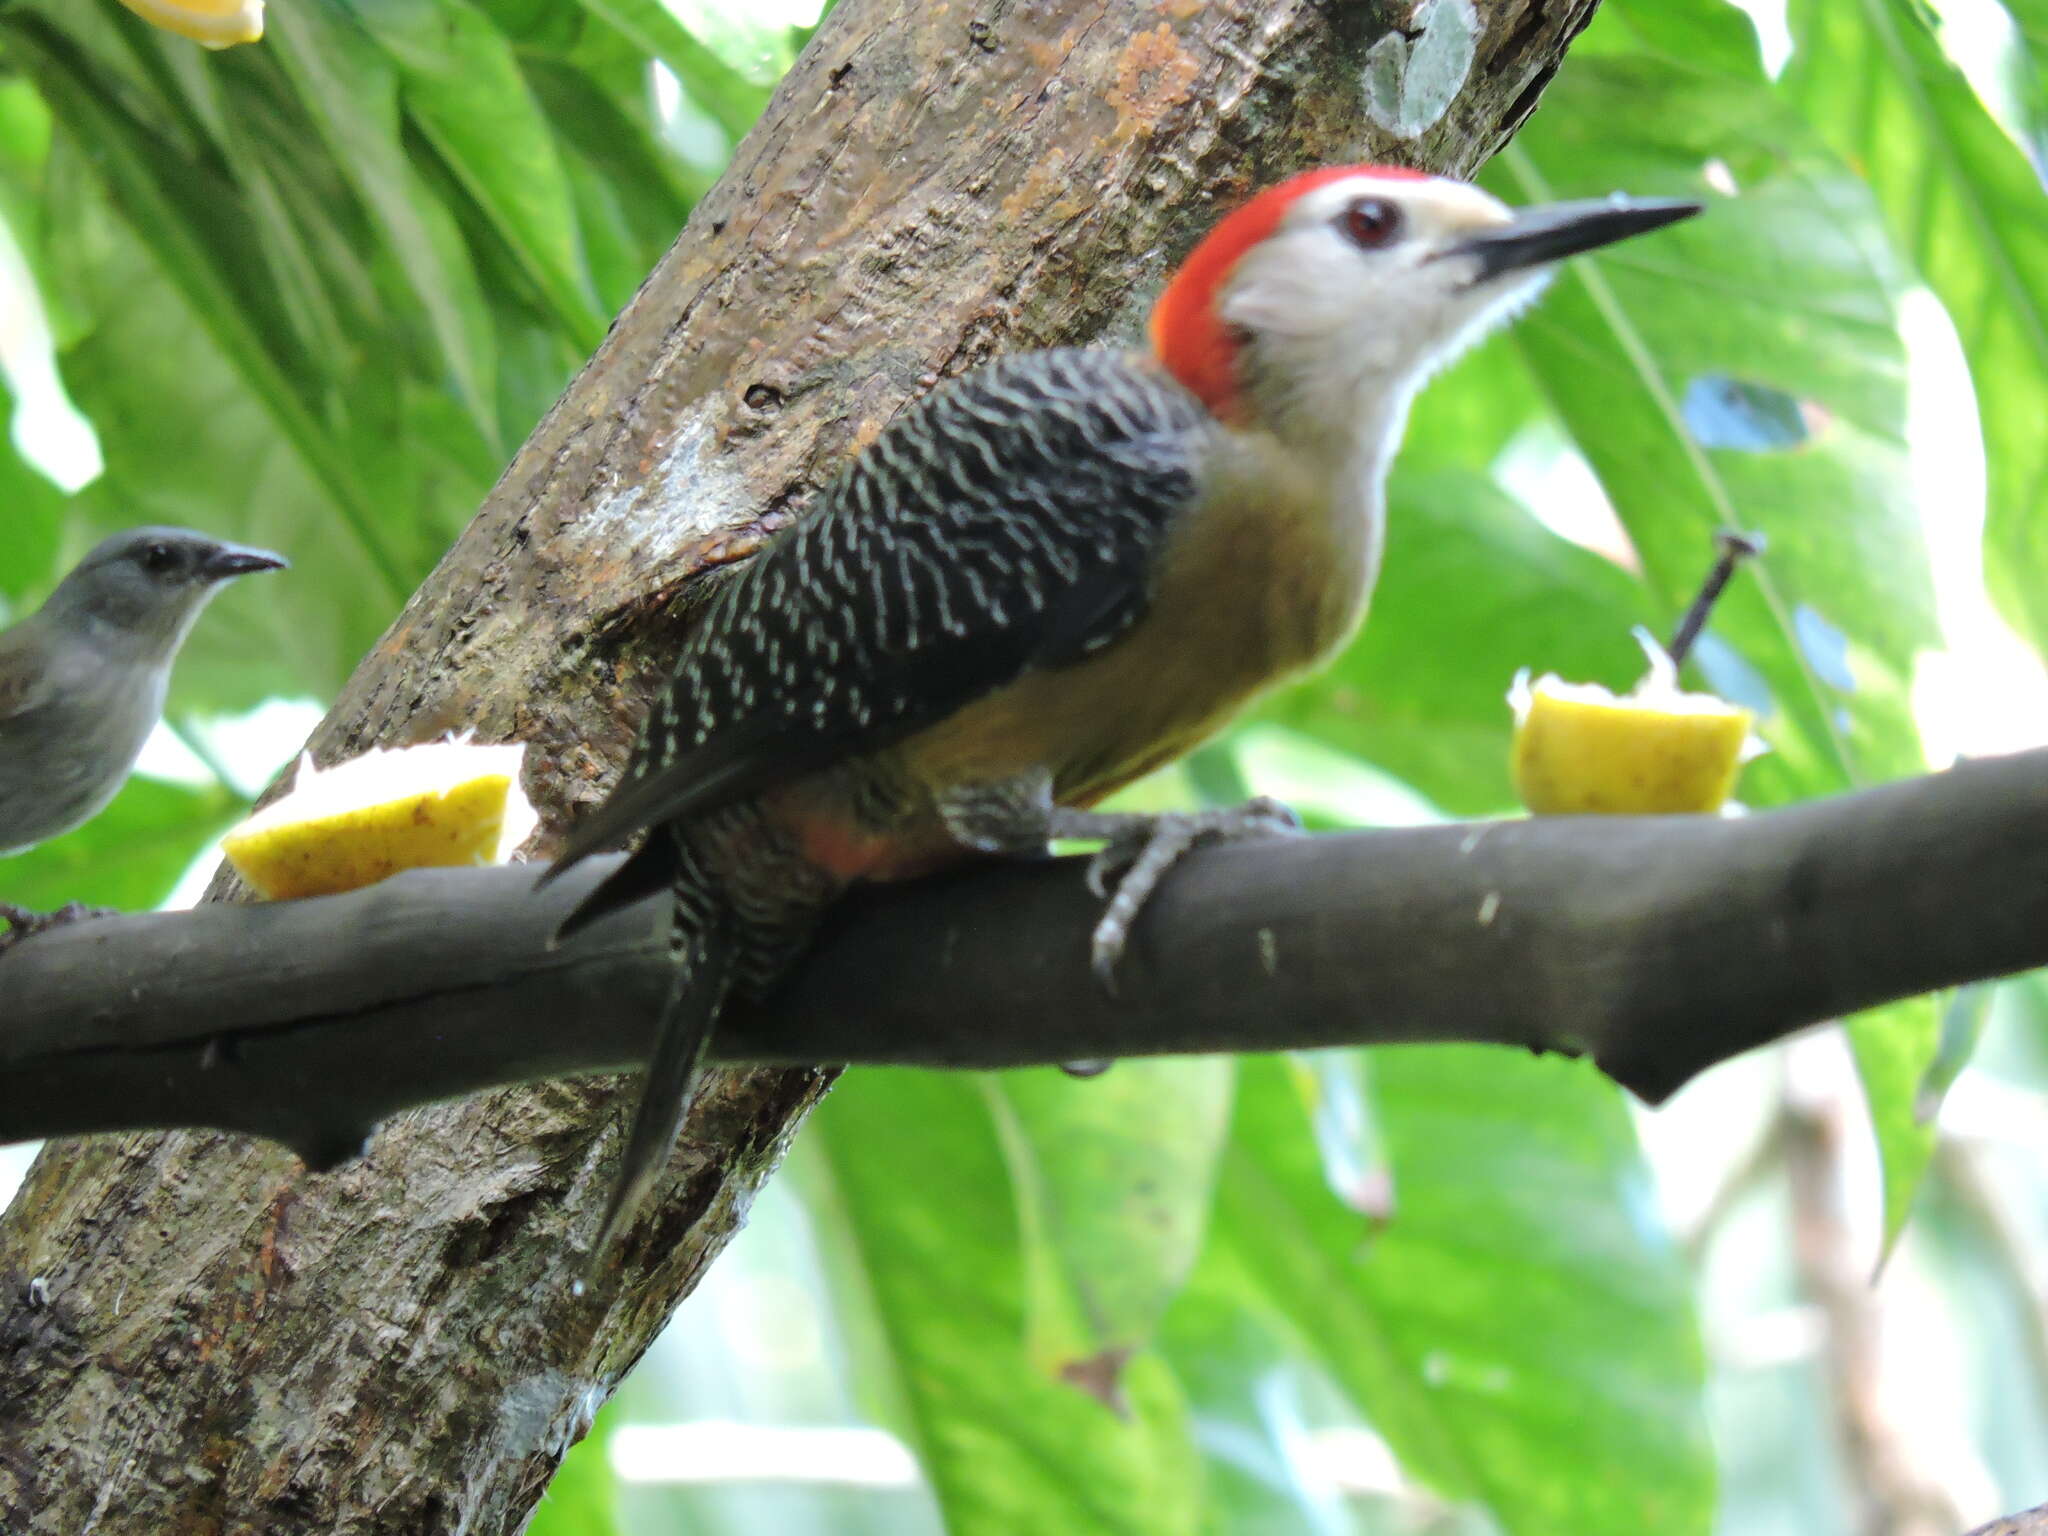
[
  {"xmin": 1090, "ymin": 918, "xmax": 1127, "ymax": 996},
  {"xmin": 1077, "ymin": 799, "xmax": 1303, "ymax": 996},
  {"xmin": 1082, "ymin": 826, "xmax": 1152, "ymax": 900},
  {"xmin": 1241, "ymin": 795, "xmax": 1304, "ymax": 835}
]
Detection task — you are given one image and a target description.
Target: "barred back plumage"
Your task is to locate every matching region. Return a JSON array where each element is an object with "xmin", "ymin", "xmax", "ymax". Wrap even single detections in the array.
[
  {"xmin": 547, "ymin": 349, "xmax": 1216, "ymax": 884},
  {"xmin": 542, "ymin": 348, "xmax": 1221, "ymax": 1263}
]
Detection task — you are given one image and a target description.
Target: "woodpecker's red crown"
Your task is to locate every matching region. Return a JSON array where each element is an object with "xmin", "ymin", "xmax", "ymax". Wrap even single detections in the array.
[{"xmin": 1148, "ymin": 165, "xmax": 1427, "ymax": 420}]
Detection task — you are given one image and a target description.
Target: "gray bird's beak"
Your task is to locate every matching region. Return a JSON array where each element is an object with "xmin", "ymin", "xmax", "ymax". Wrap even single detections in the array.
[
  {"xmin": 1449, "ymin": 196, "xmax": 1701, "ymax": 282},
  {"xmin": 202, "ymin": 544, "xmax": 289, "ymax": 581}
]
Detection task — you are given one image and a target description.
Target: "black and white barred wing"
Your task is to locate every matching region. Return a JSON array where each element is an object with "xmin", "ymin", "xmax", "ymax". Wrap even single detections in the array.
[{"xmin": 545, "ymin": 350, "xmax": 1212, "ymax": 877}]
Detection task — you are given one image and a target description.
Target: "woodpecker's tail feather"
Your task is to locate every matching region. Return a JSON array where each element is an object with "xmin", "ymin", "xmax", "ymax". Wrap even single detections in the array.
[
  {"xmin": 550, "ymin": 836, "xmax": 678, "ymax": 946},
  {"xmin": 585, "ymin": 911, "xmax": 737, "ymax": 1275}
]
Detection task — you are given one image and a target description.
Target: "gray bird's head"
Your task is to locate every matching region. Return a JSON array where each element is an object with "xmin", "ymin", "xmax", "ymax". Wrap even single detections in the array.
[{"xmin": 36, "ymin": 527, "xmax": 288, "ymax": 659}]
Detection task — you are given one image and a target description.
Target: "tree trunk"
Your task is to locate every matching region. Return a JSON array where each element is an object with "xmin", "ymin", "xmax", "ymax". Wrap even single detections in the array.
[{"xmin": 0, "ymin": 0, "xmax": 1601, "ymax": 1528}]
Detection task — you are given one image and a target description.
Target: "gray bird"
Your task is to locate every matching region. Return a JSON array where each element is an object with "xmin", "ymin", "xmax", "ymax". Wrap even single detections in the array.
[{"xmin": 1, "ymin": 526, "xmax": 287, "ymax": 871}]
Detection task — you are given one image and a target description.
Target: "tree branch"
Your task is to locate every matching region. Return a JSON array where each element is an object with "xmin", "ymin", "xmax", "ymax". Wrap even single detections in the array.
[{"xmin": 7, "ymin": 747, "xmax": 2045, "ymax": 1167}]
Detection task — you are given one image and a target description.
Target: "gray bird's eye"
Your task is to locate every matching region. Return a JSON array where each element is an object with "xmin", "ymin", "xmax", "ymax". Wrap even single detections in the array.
[
  {"xmin": 140, "ymin": 543, "xmax": 178, "ymax": 575},
  {"xmin": 1338, "ymin": 197, "xmax": 1404, "ymax": 250}
]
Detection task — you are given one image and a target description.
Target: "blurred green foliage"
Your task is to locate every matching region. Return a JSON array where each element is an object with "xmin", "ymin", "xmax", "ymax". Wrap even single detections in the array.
[{"xmin": 5, "ymin": 0, "xmax": 2047, "ymax": 1531}]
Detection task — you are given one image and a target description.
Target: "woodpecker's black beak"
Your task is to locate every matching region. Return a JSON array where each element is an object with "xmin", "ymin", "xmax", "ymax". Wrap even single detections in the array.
[
  {"xmin": 201, "ymin": 544, "xmax": 289, "ymax": 580},
  {"xmin": 1450, "ymin": 196, "xmax": 1702, "ymax": 282}
]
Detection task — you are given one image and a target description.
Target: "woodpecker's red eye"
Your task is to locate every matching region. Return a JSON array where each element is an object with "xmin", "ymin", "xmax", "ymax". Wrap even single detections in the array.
[{"xmin": 1339, "ymin": 197, "xmax": 1403, "ymax": 249}]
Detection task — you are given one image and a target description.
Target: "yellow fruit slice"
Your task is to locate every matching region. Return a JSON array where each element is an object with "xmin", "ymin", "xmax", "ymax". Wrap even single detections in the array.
[
  {"xmin": 1510, "ymin": 632, "xmax": 1756, "ymax": 815},
  {"xmin": 222, "ymin": 741, "xmax": 536, "ymax": 901},
  {"xmin": 117, "ymin": 0, "xmax": 264, "ymax": 47}
]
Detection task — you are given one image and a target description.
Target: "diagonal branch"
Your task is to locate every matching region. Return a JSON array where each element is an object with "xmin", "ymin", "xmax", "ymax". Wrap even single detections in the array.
[{"xmin": 6, "ymin": 746, "xmax": 2045, "ymax": 1167}]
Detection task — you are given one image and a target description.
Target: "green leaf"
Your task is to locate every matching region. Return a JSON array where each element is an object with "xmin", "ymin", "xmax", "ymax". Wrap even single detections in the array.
[
  {"xmin": 810, "ymin": 1069, "xmax": 1206, "ymax": 1535},
  {"xmin": 1494, "ymin": 82, "xmax": 1931, "ymax": 793},
  {"xmin": 0, "ymin": 774, "xmax": 241, "ymax": 912},
  {"xmin": 1584, "ymin": 0, "xmax": 1767, "ymax": 76},
  {"xmin": 349, "ymin": 0, "xmax": 604, "ymax": 351},
  {"xmin": 1918, "ymin": 981, "xmax": 1994, "ymax": 1114},
  {"xmin": 982, "ymin": 1061, "xmax": 1233, "ymax": 1398},
  {"xmin": 268, "ymin": 0, "xmax": 499, "ymax": 438},
  {"xmin": 1155, "ymin": 1265, "xmax": 1359, "ymax": 1534},
  {"xmin": 0, "ymin": 73, "xmax": 56, "ymax": 259},
  {"xmin": 650, "ymin": 0, "xmax": 800, "ymax": 88},
  {"xmin": 1847, "ymin": 995, "xmax": 1943, "ymax": 1249},
  {"xmin": 573, "ymin": 0, "xmax": 770, "ymax": 141},
  {"xmin": 52, "ymin": 196, "xmax": 407, "ymax": 705},
  {"xmin": 523, "ymin": 57, "xmax": 693, "ymax": 312},
  {"xmin": 1260, "ymin": 470, "xmax": 1656, "ymax": 816},
  {"xmin": 0, "ymin": 387, "xmax": 67, "ymax": 607},
  {"xmin": 1491, "ymin": 50, "xmax": 1942, "ymax": 1234},
  {"xmin": 1215, "ymin": 1052, "xmax": 1713, "ymax": 1535},
  {"xmin": 527, "ymin": 1402, "xmax": 621, "ymax": 1536},
  {"xmin": 4, "ymin": 14, "xmax": 408, "ymax": 603},
  {"xmin": 196, "ymin": 52, "xmax": 382, "ymax": 384},
  {"xmin": 2008, "ymin": 0, "xmax": 2048, "ymax": 167},
  {"xmin": 13, "ymin": 0, "xmax": 183, "ymax": 143},
  {"xmin": 1398, "ymin": 334, "xmax": 1550, "ymax": 474},
  {"xmin": 1782, "ymin": 0, "xmax": 2048, "ymax": 660},
  {"xmin": 1220, "ymin": 724, "xmax": 1450, "ymax": 830}
]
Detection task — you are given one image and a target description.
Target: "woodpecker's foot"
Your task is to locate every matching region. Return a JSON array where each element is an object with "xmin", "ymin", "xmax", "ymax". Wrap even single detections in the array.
[
  {"xmin": 0, "ymin": 901, "xmax": 118, "ymax": 956},
  {"xmin": 937, "ymin": 775, "xmax": 1065, "ymax": 859},
  {"xmin": 1047, "ymin": 797, "xmax": 1302, "ymax": 991}
]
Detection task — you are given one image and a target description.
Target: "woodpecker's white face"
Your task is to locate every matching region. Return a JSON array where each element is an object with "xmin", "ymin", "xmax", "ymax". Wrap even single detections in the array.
[{"xmin": 1221, "ymin": 175, "xmax": 1545, "ymax": 435}]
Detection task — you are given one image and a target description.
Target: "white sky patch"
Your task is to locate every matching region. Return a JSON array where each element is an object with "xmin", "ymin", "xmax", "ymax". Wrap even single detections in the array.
[
  {"xmin": 1362, "ymin": 0, "xmax": 1478, "ymax": 140},
  {"xmin": 0, "ymin": 1142, "xmax": 39, "ymax": 1214},
  {"xmin": 650, "ymin": 61, "xmax": 730, "ymax": 169},
  {"xmin": 1493, "ymin": 420, "xmax": 1639, "ymax": 571},
  {"xmin": 1896, "ymin": 286, "xmax": 2048, "ymax": 761},
  {"xmin": 0, "ymin": 210, "xmax": 100, "ymax": 492},
  {"xmin": 607, "ymin": 1419, "xmax": 1423, "ymax": 1503},
  {"xmin": 161, "ymin": 838, "xmax": 229, "ymax": 911},
  {"xmin": 133, "ymin": 722, "xmax": 217, "ymax": 789},
  {"xmin": 665, "ymin": 0, "xmax": 824, "ymax": 33},
  {"xmin": 1296, "ymin": 1425, "xmax": 1410, "ymax": 1498},
  {"xmin": 190, "ymin": 696, "xmax": 328, "ymax": 798},
  {"xmin": 610, "ymin": 1422, "xmax": 920, "ymax": 1487},
  {"xmin": 135, "ymin": 698, "xmax": 327, "ymax": 796},
  {"xmin": 661, "ymin": 0, "xmax": 823, "ymax": 85},
  {"xmin": 1929, "ymin": 0, "xmax": 2034, "ymax": 162},
  {"xmin": 1730, "ymin": 0, "xmax": 1793, "ymax": 78},
  {"xmin": 139, "ymin": 697, "xmax": 328, "ymax": 909}
]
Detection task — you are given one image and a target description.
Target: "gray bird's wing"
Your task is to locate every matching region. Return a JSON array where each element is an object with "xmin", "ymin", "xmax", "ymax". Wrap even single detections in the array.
[
  {"xmin": 0, "ymin": 627, "xmax": 52, "ymax": 723},
  {"xmin": 545, "ymin": 350, "xmax": 1214, "ymax": 880}
]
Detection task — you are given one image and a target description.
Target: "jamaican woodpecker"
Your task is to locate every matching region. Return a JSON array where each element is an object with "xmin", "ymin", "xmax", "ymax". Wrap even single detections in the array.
[{"xmin": 542, "ymin": 166, "xmax": 1700, "ymax": 1258}]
